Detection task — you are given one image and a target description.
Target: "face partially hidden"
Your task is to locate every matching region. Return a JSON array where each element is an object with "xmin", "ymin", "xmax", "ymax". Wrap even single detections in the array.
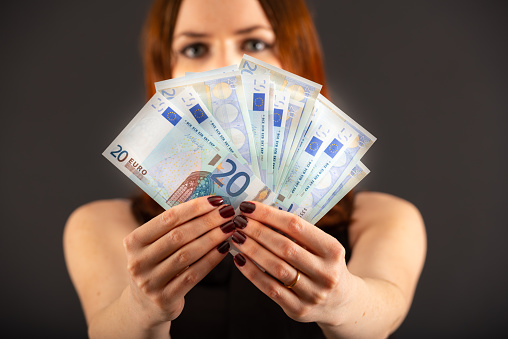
[{"xmin": 171, "ymin": 0, "xmax": 282, "ymax": 78}]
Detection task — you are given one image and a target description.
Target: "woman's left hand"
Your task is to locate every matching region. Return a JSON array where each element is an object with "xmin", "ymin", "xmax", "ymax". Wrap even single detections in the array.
[{"xmin": 231, "ymin": 201, "xmax": 357, "ymax": 326}]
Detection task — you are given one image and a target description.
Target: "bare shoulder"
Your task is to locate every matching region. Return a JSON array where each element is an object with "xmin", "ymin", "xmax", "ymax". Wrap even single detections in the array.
[
  {"xmin": 65, "ymin": 199, "xmax": 138, "ymax": 236},
  {"xmin": 63, "ymin": 199, "xmax": 139, "ymax": 321},
  {"xmin": 64, "ymin": 199, "xmax": 139, "ymax": 256},
  {"xmin": 349, "ymin": 191, "xmax": 425, "ymax": 245},
  {"xmin": 354, "ymin": 191, "xmax": 422, "ymax": 218}
]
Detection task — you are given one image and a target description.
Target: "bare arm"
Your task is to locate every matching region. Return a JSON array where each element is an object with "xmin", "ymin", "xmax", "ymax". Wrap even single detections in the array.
[
  {"xmin": 229, "ymin": 192, "xmax": 426, "ymax": 339},
  {"xmin": 319, "ymin": 192, "xmax": 427, "ymax": 338},
  {"xmin": 63, "ymin": 197, "xmax": 235, "ymax": 338}
]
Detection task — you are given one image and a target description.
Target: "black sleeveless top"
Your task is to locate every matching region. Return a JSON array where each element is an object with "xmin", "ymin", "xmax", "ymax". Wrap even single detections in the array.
[{"xmin": 170, "ymin": 226, "xmax": 352, "ymax": 338}]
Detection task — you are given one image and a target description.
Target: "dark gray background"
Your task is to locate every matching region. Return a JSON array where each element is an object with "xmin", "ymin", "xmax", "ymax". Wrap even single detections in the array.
[{"xmin": 1, "ymin": 0, "xmax": 506, "ymax": 337}]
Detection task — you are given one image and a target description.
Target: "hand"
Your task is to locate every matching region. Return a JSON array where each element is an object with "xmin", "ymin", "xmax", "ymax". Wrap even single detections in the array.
[
  {"xmin": 230, "ymin": 201, "xmax": 356, "ymax": 326},
  {"xmin": 122, "ymin": 196, "xmax": 236, "ymax": 328}
]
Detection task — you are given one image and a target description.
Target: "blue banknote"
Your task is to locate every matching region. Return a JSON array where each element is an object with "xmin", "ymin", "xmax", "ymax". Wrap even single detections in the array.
[
  {"xmin": 242, "ymin": 74, "xmax": 271, "ymax": 183},
  {"xmin": 155, "ymin": 70, "xmax": 260, "ymax": 177},
  {"xmin": 267, "ymin": 87, "xmax": 289, "ymax": 191},
  {"xmin": 170, "ymin": 87, "xmax": 246, "ymax": 162},
  {"xmin": 107, "ymin": 61, "xmax": 376, "ymax": 226},
  {"xmin": 239, "ymin": 55, "xmax": 322, "ymax": 186},
  {"xmin": 275, "ymin": 94, "xmax": 361, "ymax": 207},
  {"xmin": 292, "ymin": 96, "xmax": 358, "ymax": 204},
  {"xmin": 104, "ymin": 92, "xmax": 275, "ymax": 211},
  {"xmin": 308, "ymin": 162, "xmax": 370, "ymax": 223}
]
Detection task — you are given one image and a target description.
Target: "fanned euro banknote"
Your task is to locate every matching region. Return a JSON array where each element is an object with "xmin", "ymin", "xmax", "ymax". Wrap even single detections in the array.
[
  {"xmin": 104, "ymin": 55, "xmax": 375, "ymax": 224},
  {"xmin": 104, "ymin": 92, "xmax": 275, "ymax": 211},
  {"xmin": 155, "ymin": 70, "xmax": 259, "ymax": 177}
]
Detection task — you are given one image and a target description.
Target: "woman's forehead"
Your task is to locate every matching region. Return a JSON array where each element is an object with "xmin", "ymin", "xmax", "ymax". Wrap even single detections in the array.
[{"xmin": 174, "ymin": 0, "xmax": 273, "ymax": 36}]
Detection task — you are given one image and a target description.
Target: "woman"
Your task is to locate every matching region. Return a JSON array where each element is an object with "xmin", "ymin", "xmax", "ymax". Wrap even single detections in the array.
[{"xmin": 64, "ymin": 0, "xmax": 426, "ymax": 338}]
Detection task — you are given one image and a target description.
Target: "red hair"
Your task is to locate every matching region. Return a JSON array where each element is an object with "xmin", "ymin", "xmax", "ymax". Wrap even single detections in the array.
[
  {"xmin": 133, "ymin": 0, "xmax": 354, "ymax": 227},
  {"xmin": 142, "ymin": 0, "xmax": 328, "ymax": 97}
]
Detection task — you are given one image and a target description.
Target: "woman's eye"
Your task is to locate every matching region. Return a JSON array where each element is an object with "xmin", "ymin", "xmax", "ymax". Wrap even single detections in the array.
[
  {"xmin": 243, "ymin": 39, "xmax": 268, "ymax": 52},
  {"xmin": 181, "ymin": 43, "xmax": 208, "ymax": 59}
]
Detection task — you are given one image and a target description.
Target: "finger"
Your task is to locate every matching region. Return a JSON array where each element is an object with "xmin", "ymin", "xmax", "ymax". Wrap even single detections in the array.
[
  {"xmin": 233, "ymin": 217, "xmax": 322, "ymax": 279},
  {"xmin": 149, "ymin": 226, "xmax": 232, "ymax": 291},
  {"xmin": 231, "ymin": 231, "xmax": 317, "ymax": 302},
  {"xmin": 164, "ymin": 240, "xmax": 230, "ymax": 300},
  {"xmin": 239, "ymin": 201, "xmax": 339, "ymax": 257},
  {"xmin": 142, "ymin": 206, "xmax": 236, "ymax": 267},
  {"xmin": 232, "ymin": 252, "xmax": 302, "ymax": 313},
  {"xmin": 131, "ymin": 196, "xmax": 228, "ymax": 245}
]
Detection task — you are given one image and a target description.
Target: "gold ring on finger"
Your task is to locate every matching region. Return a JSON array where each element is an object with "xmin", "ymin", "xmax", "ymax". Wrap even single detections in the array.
[{"xmin": 284, "ymin": 270, "xmax": 301, "ymax": 289}]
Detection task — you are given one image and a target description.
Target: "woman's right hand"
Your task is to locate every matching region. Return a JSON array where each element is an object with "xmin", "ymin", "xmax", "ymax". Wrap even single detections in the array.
[{"xmin": 122, "ymin": 195, "xmax": 236, "ymax": 328}]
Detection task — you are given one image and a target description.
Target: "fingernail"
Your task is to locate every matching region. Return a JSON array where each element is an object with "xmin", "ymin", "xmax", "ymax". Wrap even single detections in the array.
[
  {"xmin": 233, "ymin": 215, "xmax": 248, "ymax": 229},
  {"xmin": 220, "ymin": 220, "xmax": 236, "ymax": 234},
  {"xmin": 234, "ymin": 253, "xmax": 246, "ymax": 266},
  {"xmin": 217, "ymin": 241, "xmax": 230, "ymax": 254},
  {"xmin": 232, "ymin": 230, "xmax": 246, "ymax": 245},
  {"xmin": 219, "ymin": 205, "xmax": 235, "ymax": 218},
  {"xmin": 208, "ymin": 196, "xmax": 224, "ymax": 207},
  {"xmin": 240, "ymin": 201, "xmax": 256, "ymax": 214}
]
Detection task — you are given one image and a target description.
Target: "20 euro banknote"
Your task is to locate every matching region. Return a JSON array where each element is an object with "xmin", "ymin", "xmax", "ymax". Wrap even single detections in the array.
[
  {"xmin": 239, "ymin": 55, "xmax": 322, "ymax": 187},
  {"xmin": 242, "ymin": 74, "xmax": 271, "ymax": 183},
  {"xmin": 155, "ymin": 70, "xmax": 259, "ymax": 176},
  {"xmin": 308, "ymin": 162, "xmax": 370, "ymax": 223},
  {"xmin": 103, "ymin": 92, "xmax": 275, "ymax": 211}
]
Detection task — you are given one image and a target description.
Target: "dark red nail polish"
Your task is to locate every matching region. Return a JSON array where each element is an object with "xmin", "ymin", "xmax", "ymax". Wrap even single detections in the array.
[
  {"xmin": 220, "ymin": 220, "xmax": 236, "ymax": 233},
  {"xmin": 219, "ymin": 205, "xmax": 235, "ymax": 218},
  {"xmin": 240, "ymin": 201, "xmax": 255, "ymax": 214},
  {"xmin": 208, "ymin": 196, "xmax": 224, "ymax": 207},
  {"xmin": 217, "ymin": 241, "xmax": 230, "ymax": 254},
  {"xmin": 233, "ymin": 215, "xmax": 248, "ymax": 229},
  {"xmin": 234, "ymin": 253, "xmax": 246, "ymax": 266},
  {"xmin": 232, "ymin": 230, "xmax": 246, "ymax": 245}
]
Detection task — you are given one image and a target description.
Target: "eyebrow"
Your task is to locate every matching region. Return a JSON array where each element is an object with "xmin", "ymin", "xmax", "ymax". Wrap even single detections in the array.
[
  {"xmin": 234, "ymin": 25, "xmax": 272, "ymax": 35},
  {"xmin": 175, "ymin": 25, "xmax": 272, "ymax": 39}
]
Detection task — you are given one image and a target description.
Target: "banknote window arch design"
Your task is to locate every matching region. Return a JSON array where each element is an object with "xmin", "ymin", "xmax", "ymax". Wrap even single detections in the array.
[
  {"xmin": 351, "ymin": 166, "xmax": 363, "ymax": 178},
  {"xmin": 213, "ymin": 82, "xmax": 234, "ymax": 99},
  {"xmin": 166, "ymin": 171, "xmax": 216, "ymax": 207},
  {"xmin": 225, "ymin": 78, "xmax": 238, "ymax": 90},
  {"xmin": 358, "ymin": 133, "xmax": 370, "ymax": 148}
]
